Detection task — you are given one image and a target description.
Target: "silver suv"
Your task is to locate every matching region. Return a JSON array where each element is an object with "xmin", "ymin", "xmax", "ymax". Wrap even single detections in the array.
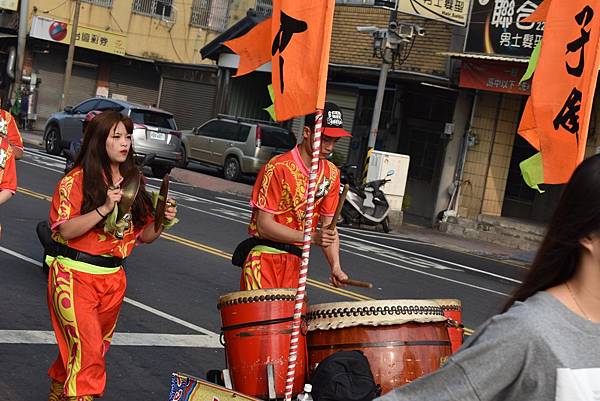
[
  {"xmin": 43, "ymin": 97, "xmax": 182, "ymax": 177},
  {"xmin": 180, "ymin": 116, "xmax": 297, "ymax": 180}
]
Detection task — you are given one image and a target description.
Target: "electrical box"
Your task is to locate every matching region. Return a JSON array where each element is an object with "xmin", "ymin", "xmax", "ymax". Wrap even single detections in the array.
[{"xmin": 366, "ymin": 151, "xmax": 410, "ymax": 211}]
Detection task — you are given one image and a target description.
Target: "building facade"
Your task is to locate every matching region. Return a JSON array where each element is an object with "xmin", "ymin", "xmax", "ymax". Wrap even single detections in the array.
[{"xmin": 15, "ymin": 0, "xmax": 270, "ymax": 130}]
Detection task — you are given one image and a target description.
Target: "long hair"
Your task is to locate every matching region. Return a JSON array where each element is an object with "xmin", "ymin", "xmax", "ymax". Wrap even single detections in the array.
[
  {"xmin": 75, "ymin": 110, "xmax": 153, "ymax": 230},
  {"xmin": 503, "ymin": 154, "xmax": 600, "ymax": 311}
]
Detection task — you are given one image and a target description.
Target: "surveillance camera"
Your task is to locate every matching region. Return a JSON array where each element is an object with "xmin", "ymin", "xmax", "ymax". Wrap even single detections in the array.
[
  {"xmin": 356, "ymin": 26, "xmax": 379, "ymax": 34},
  {"xmin": 415, "ymin": 26, "xmax": 425, "ymax": 36},
  {"xmin": 388, "ymin": 21, "xmax": 397, "ymax": 31}
]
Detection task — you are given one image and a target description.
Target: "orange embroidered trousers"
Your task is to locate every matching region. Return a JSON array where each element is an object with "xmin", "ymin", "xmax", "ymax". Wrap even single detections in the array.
[
  {"xmin": 47, "ymin": 260, "xmax": 126, "ymax": 398},
  {"xmin": 240, "ymin": 250, "xmax": 302, "ymax": 290}
]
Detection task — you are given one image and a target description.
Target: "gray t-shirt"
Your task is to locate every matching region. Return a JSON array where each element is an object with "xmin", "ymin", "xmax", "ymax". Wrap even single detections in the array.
[{"xmin": 375, "ymin": 292, "xmax": 600, "ymax": 401}]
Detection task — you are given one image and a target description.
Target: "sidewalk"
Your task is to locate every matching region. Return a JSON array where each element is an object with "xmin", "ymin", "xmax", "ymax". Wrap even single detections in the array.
[
  {"xmin": 21, "ymin": 129, "xmax": 532, "ymax": 266},
  {"xmin": 21, "ymin": 129, "xmax": 44, "ymax": 147}
]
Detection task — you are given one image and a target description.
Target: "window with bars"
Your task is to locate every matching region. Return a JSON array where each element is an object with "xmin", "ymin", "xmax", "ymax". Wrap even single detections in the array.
[
  {"xmin": 82, "ymin": 0, "xmax": 113, "ymax": 7},
  {"xmin": 132, "ymin": 0, "xmax": 175, "ymax": 21},
  {"xmin": 255, "ymin": 0, "xmax": 272, "ymax": 16},
  {"xmin": 190, "ymin": 0, "xmax": 230, "ymax": 31}
]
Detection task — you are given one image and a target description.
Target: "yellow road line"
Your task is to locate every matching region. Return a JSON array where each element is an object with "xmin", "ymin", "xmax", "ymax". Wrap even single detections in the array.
[{"xmin": 19, "ymin": 186, "xmax": 475, "ymax": 334}]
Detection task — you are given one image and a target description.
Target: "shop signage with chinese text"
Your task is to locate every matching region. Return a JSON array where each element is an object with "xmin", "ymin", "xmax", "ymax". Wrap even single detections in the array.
[
  {"xmin": 465, "ymin": 0, "xmax": 544, "ymax": 57},
  {"xmin": 30, "ymin": 16, "xmax": 127, "ymax": 56},
  {"xmin": 397, "ymin": 0, "xmax": 471, "ymax": 26},
  {"xmin": 459, "ymin": 59, "xmax": 531, "ymax": 94}
]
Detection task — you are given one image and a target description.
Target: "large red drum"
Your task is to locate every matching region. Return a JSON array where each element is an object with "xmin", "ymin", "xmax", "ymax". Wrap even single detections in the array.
[
  {"xmin": 307, "ymin": 300, "xmax": 452, "ymax": 395},
  {"xmin": 218, "ymin": 288, "xmax": 306, "ymax": 399},
  {"xmin": 433, "ymin": 299, "xmax": 463, "ymax": 354}
]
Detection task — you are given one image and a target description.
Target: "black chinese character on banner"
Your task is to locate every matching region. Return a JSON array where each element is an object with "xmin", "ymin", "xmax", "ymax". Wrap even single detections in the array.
[
  {"xmin": 566, "ymin": 6, "xmax": 594, "ymax": 77},
  {"xmin": 553, "ymin": 88, "xmax": 582, "ymax": 142},
  {"xmin": 272, "ymin": 11, "xmax": 307, "ymax": 93}
]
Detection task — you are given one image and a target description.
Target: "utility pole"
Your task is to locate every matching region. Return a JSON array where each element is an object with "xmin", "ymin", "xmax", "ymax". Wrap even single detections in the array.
[
  {"xmin": 363, "ymin": 9, "xmax": 397, "ymax": 184},
  {"xmin": 59, "ymin": 0, "xmax": 82, "ymax": 111},
  {"xmin": 11, "ymin": 0, "xmax": 29, "ymax": 107},
  {"xmin": 357, "ymin": 7, "xmax": 424, "ymax": 184}
]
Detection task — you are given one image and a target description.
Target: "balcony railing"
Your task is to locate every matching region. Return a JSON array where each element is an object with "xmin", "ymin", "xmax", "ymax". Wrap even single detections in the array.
[
  {"xmin": 132, "ymin": 0, "xmax": 175, "ymax": 21},
  {"xmin": 82, "ymin": 0, "xmax": 113, "ymax": 7},
  {"xmin": 190, "ymin": 0, "xmax": 229, "ymax": 32}
]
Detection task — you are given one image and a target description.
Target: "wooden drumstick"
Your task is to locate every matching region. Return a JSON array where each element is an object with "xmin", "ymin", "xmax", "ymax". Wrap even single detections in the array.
[
  {"xmin": 341, "ymin": 278, "xmax": 373, "ymax": 288},
  {"xmin": 327, "ymin": 184, "xmax": 349, "ymax": 230}
]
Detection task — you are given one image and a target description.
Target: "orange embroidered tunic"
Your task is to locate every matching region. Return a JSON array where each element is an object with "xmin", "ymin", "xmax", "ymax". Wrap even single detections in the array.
[
  {"xmin": 49, "ymin": 167, "xmax": 151, "ymax": 258},
  {"xmin": 248, "ymin": 147, "xmax": 340, "ymax": 245},
  {"xmin": 1, "ymin": 109, "xmax": 23, "ymax": 150},
  {"xmin": 0, "ymin": 135, "xmax": 16, "ymax": 193}
]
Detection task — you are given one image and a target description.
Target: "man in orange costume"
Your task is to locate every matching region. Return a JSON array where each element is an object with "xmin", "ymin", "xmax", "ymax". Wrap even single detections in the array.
[{"xmin": 235, "ymin": 103, "xmax": 350, "ymax": 290}]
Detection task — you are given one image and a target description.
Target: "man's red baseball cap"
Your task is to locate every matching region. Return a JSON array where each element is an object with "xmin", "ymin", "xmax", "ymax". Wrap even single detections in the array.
[{"xmin": 322, "ymin": 102, "xmax": 352, "ymax": 138}]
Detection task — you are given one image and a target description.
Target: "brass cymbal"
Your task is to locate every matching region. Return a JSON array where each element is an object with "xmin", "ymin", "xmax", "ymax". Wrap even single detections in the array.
[
  {"xmin": 117, "ymin": 170, "xmax": 141, "ymax": 221},
  {"xmin": 154, "ymin": 173, "xmax": 170, "ymax": 231}
]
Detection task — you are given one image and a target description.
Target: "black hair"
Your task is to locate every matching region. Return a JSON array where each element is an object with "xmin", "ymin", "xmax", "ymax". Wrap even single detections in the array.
[
  {"xmin": 304, "ymin": 112, "xmax": 317, "ymax": 132},
  {"xmin": 503, "ymin": 154, "xmax": 600, "ymax": 311}
]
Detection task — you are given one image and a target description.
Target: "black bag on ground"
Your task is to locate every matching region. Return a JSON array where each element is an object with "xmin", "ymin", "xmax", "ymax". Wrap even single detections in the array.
[{"xmin": 311, "ymin": 350, "xmax": 380, "ymax": 401}]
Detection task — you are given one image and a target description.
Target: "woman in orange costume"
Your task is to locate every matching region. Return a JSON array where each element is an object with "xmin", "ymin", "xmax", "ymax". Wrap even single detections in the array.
[{"xmin": 46, "ymin": 110, "xmax": 177, "ymax": 401}]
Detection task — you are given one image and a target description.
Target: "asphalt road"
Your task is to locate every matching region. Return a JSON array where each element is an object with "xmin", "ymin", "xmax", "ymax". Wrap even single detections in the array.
[{"xmin": 0, "ymin": 148, "xmax": 527, "ymax": 400}]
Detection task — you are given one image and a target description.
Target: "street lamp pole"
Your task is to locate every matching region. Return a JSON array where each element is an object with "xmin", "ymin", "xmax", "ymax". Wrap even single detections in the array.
[{"xmin": 60, "ymin": 0, "xmax": 82, "ymax": 111}]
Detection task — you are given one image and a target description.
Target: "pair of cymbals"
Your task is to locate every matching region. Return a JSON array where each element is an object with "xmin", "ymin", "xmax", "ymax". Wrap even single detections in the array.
[{"xmin": 115, "ymin": 170, "xmax": 170, "ymax": 231}]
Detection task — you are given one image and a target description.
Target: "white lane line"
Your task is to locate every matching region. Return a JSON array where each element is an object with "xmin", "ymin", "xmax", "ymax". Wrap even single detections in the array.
[
  {"xmin": 342, "ymin": 248, "xmax": 510, "ymax": 297},
  {"xmin": 339, "ymin": 228, "xmax": 429, "ymax": 244},
  {"xmin": 0, "ymin": 245, "xmax": 42, "ymax": 266},
  {"xmin": 122, "ymin": 298, "xmax": 216, "ymax": 337},
  {"xmin": 179, "ymin": 204, "xmax": 247, "ymax": 225},
  {"xmin": 0, "ymin": 330, "xmax": 222, "ymax": 348},
  {"xmin": 340, "ymin": 232, "xmax": 523, "ymax": 285},
  {"xmin": 0, "ymin": 245, "xmax": 222, "ymax": 345},
  {"xmin": 18, "ymin": 159, "xmax": 64, "ymax": 174}
]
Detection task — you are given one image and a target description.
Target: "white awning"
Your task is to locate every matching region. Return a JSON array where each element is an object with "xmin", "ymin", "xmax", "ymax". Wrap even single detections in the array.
[{"xmin": 440, "ymin": 52, "xmax": 530, "ymax": 64}]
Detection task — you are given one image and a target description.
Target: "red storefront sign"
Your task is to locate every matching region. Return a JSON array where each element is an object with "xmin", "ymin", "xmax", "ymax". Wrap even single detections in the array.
[{"xmin": 459, "ymin": 59, "xmax": 531, "ymax": 95}]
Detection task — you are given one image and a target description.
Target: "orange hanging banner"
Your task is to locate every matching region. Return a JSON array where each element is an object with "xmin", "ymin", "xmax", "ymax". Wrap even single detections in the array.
[
  {"xmin": 270, "ymin": 0, "xmax": 335, "ymax": 121},
  {"xmin": 224, "ymin": 18, "xmax": 272, "ymax": 77},
  {"xmin": 518, "ymin": 0, "xmax": 600, "ymax": 184}
]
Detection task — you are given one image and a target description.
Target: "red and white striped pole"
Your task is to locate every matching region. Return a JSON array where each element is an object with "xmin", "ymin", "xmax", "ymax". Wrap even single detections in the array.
[{"xmin": 283, "ymin": 108, "xmax": 323, "ymax": 401}]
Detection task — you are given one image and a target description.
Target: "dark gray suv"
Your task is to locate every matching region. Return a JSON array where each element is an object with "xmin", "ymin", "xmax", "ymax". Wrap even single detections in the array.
[{"xmin": 43, "ymin": 97, "xmax": 182, "ymax": 177}]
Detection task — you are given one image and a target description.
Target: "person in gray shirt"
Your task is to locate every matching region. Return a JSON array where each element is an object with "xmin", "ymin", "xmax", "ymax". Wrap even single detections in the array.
[{"xmin": 376, "ymin": 154, "xmax": 600, "ymax": 401}]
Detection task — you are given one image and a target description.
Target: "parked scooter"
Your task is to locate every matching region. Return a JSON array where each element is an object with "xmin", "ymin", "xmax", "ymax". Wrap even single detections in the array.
[{"xmin": 339, "ymin": 165, "xmax": 394, "ymax": 233}]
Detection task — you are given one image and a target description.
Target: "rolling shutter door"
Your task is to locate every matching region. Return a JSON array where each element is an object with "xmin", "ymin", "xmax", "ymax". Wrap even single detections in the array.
[
  {"xmin": 158, "ymin": 78, "xmax": 216, "ymax": 130},
  {"xmin": 33, "ymin": 52, "xmax": 96, "ymax": 130},
  {"xmin": 109, "ymin": 62, "xmax": 159, "ymax": 106},
  {"xmin": 327, "ymin": 89, "xmax": 357, "ymax": 164}
]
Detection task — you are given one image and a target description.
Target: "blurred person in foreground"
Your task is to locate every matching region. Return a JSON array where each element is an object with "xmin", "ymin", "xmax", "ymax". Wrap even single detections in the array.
[{"xmin": 376, "ymin": 154, "xmax": 600, "ymax": 401}]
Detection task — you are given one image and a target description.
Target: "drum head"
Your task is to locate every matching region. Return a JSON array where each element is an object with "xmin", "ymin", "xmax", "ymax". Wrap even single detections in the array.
[
  {"xmin": 218, "ymin": 288, "xmax": 298, "ymax": 309},
  {"xmin": 154, "ymin": 174, "xmax": 169, "ymax": 231},
  {"xmin": 307, "ymin": 300, "xmax": 447, "ymax": 331}
]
